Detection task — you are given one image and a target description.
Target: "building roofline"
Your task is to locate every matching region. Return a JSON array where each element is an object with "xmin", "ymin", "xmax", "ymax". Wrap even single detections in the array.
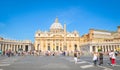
[{"xmin": 89, "ymin": 28, "xmax": 116, "ymax": 33}]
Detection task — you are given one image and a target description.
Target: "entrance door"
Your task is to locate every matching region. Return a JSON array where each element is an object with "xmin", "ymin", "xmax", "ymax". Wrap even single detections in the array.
[
  {"xmin": 74, "ymin": 44, "xmax": 77, "ymax": 51},
  {"xmin": 25, "ymin": 45, "xmax": 28, "ymax": 52},
  {"xmin": 56, "ymin": 46, "xmax": 59, "ymax": 51},
  {"xmin": 93, "ymin": 46, "xmax": 95, "ymax": 52},
  {"xmin": 60, "ymin": 47, "xmax": 62, "ymax": 51},
  {"xmin": 48, "ymin": 46, "xmax": 50, "ymax": 51}
]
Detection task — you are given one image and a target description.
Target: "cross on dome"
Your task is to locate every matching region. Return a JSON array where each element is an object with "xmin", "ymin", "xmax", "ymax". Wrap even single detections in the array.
[{"xmin": 55, "ymin": 17, "xmax": 59, "ymax": 23}]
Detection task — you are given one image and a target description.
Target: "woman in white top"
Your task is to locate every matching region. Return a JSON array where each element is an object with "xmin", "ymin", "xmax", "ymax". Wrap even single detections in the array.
[
  {"xmin": 109, "ymin": 50, "xmax": 116, "ymax": 66},
  {"xmin": 93, "ymin": 52, "xmax": 98, "ymax": 66}
]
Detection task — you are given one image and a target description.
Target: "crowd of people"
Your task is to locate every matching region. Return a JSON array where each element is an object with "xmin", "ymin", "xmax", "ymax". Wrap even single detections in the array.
[
  {"xmin": 0, "ymin": 50, "xmax": 73, "ymax": 57},
  {"xmin": 0, "ymin": 49, "xmax": 27, "ymax": 57},
  {"xmin": 92, "ymin": 50, "xmax": 118, "ymax": 66},
  {"xmin": 0, "ymin": 49, "xmax": 119, "ymax": 67},
  {"xmin": 73, "ymin": 50, "xmax": 119, "ymax": 67}
]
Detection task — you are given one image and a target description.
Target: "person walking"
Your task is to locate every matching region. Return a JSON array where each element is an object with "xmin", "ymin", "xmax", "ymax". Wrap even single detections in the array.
[
  {"xmin": 109, "ymin": 50, "xmax": 116, "ymax": 66},
  {"xmin": 0, "ymin": 50, "xmax": 2, "ymax": 56},
  {"xmin": 93, "ymin": 52, "xmax": 98, "ymax": 66},
  {"xmin": 74, "ymin": 51, "xmax": 78, "ymax": 64},
  {"xmin": 98, "ymin": 52, "xmax": 103, "ymax": 65}
]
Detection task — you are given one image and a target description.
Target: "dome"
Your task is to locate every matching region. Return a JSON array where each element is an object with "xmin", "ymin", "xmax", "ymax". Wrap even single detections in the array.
[{"xmin": 50, "ymin": 18, "xmax": 63, "ymax": 30}]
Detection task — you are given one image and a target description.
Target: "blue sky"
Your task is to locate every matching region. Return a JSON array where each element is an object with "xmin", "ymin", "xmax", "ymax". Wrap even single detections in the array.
[{"xmin": 0, "ymin": 0, "xmax": 120, "ymax": 42}]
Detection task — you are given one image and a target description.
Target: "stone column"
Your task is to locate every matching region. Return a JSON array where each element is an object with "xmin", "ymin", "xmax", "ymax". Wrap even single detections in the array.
[
  {"xmin": 44, "ymin": 41, "xmax": 47, "ymax": 51},
  {"xmin": 13, "ymin": 45, "xmax": 15, "ymax": 51},
  {"xmin": 5, "ymin": 44, "xmax": 7, "ymax": 51},
  {"xmin": 0, "ymin": 43, "xmax": 1, "ymax": 50},
  {"xmin": 10, "ymin": 44, "xmax": 12, "ymax": 51},
  {"xmin": 8, "ymin": 44, "xmax": 10, "ymax": 50},
  {"xmin": 95, "ymin": 45, "xmax": 98, "ymax": 52},
  {"xmin": 16, "ymin": 45, "xmax": 18, "ymax": 51},
  {"xmin": 2, "ymin": 44, "xmax": 6, "ymax": 51},
  {"xmin": 77, "ymin": 43, "xmax": 79, "ymax": 51},
  {"xmin": 106, "ymin": 45, "xmax": 108, "ymax": 52},
  {"xmin": 28, "ymin": 44, "xmax": 31, "ymax": 51},
  {"xmin": 113, "ymin": 45, "xmax": 115, "ymax": 51},
  {"xmin": 90, "ymin": 45, "xmax": 93, "ymax": 53},
  {"xmin": 54, "ymin": 42, "xmax": 56, "ymax": 51},
  {"xmin": 14, "ymin": 44, "xmax": 17, "ymax": 51},
  {"xmin": 50, "ymin": 41, "xmax": 52, "ymax": 51},
  {"xmin": 110, "ymin": 45, "xmax": 112, "ymax": 51},
  {"xmin": 106, "ymin": 45, "xmax": 109, "ymax": 52},
  {"xmin": 46, "ymin": 41, "xmax": 47, "ymax": 51},
  {"xmin": 62, "ymin": 42, "xmax": 63, "ymax": 51},
  {"xmin": 108, "ymin": 45, "xmax": 110, "ymax": 52},
  {"xmin": 58, "ymin": 41, "xmax": 60, "ymax": 51},
  {"xmin": 67, "ymin": 42, "xmax": 69, "ymax": 51},
  {"xmin": 23, "ymin": 45, "xmax": 25, "ymax": 51},
  {"xmin": 40, "ymin": 41, "xmax": 44, "ymax": 51},
  {"xmin": 11, "ymin": 44, "xmax": 13, "ymax": 51}
]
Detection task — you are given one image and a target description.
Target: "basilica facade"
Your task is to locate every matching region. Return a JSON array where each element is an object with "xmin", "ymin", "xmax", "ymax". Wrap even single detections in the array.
[{"xmin": 34, "ymin": 18, "xmax": 80, "ymax": 52}]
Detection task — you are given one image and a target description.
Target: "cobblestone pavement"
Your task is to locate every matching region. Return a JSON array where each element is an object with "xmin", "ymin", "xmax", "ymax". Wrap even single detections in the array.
[{"xmin": 0, "ymin": 55, "xmax": 120, "ymax": 70}]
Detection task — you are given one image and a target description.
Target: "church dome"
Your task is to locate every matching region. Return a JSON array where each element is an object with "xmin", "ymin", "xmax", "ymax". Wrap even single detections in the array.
[{"xmin": 50, "ymin": 18, "xmax": 63, "ymax": 30}]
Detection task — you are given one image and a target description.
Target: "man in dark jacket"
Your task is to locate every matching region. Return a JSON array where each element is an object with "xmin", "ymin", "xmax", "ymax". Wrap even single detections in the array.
[{"xmin": 99, "ymin": 52, "xmax": 103, "ymax": 65}]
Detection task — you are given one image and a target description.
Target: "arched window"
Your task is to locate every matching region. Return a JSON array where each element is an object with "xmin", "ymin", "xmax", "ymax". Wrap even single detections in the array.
[{"xmin": 38, "ymin": 33, "xmax": 40, "ymax": 36}]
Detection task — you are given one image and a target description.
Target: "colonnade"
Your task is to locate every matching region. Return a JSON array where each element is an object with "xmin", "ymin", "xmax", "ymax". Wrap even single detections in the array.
[
  {"xmin": 90, "ymin": 43, "xmax": 120, "ymax": 52},
  {"xmin": 0, "ymin": 43, "xmax": 31, "ymax": 52}
]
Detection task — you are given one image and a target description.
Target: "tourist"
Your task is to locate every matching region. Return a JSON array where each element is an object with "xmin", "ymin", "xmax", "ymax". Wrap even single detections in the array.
[
  {"xmin": 0, "ymin": 50, "xmax": 2, "ymax": 56},
  {"xmin": 74, "ymin": 51, "xmax": 77, "ymax": 64},
  {"xmin": 109, "ymin": 50, "xmax": 116, "ymax": 66},
  {"xmin": 98, "ymin": 52, "xmax": 103, "ymax": 65},
  {"xmin": 93, "ymin": 52, "xmax": 98, "ymax": 66}
]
